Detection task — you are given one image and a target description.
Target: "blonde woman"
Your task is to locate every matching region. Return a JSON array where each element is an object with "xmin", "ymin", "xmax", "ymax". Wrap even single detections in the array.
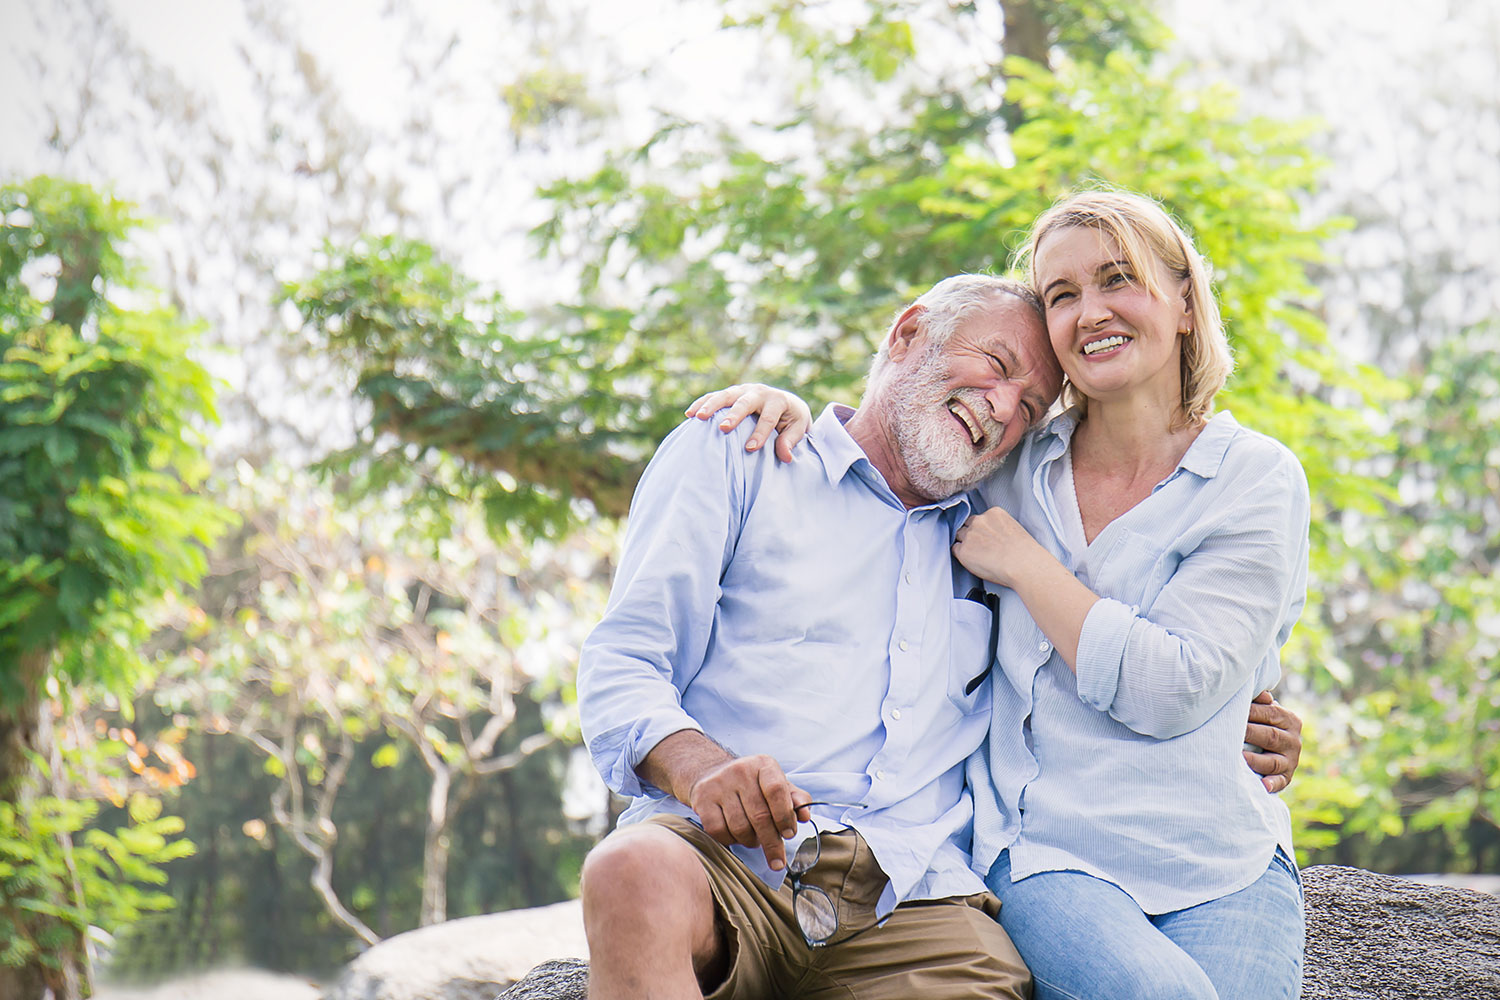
[{"xmin": 691, "ymin": 190, "xmax": 1308, "ymax": 998}]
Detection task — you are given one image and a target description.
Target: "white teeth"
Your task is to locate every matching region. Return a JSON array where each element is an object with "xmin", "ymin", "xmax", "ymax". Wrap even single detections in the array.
[
  {"xmin": 949, "ymin": 403, "xmax": 983, "ymax": 445},
  {"xmin": 1083, "ymin": 335, "xmax": 1128, "ymax": 356}
]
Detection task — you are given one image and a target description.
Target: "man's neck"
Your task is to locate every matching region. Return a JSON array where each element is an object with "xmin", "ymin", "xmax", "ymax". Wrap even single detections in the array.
[{"xmin": 842, "ymin": 404, "xmax": 931, "ymax": 509}]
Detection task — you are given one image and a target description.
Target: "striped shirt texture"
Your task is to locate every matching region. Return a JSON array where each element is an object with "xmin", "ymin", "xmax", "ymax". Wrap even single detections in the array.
[{"xmin": 967, "ymin": 409, "xmax": 1310, "ymax": 914}]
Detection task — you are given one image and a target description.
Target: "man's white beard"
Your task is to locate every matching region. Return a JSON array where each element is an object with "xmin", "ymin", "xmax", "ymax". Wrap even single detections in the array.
[{"xmin": 886, "ymin": 343, "xmax": 1007, "ymax": 501}]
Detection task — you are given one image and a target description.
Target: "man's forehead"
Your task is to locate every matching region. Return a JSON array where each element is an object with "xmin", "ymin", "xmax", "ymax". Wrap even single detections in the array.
[{"xmin": 960, "ymin": 298, "xmax": 1048, "ymax": 362}]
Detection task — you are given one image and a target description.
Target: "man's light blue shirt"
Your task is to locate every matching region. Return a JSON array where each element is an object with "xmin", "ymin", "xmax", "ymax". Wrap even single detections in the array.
[
  {"xmin": 579, "ymin": 405, "xmax": 995, "ymax": 914},
  {"xmin": 968, "ymin": 409, "xmax": 1310, "ymax": 914}
]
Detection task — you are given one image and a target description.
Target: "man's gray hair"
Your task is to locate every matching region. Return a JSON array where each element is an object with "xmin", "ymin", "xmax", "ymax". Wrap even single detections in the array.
[
  {"xmin": 910, "ymin": 274, "xmax": 1044, "ymax": 344},
  {"xmin": 869, "ymin": 274, "xmax": 1043, "ymax": 383}
]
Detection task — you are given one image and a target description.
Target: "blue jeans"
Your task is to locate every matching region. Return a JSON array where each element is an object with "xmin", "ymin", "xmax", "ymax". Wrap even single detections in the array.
[{"xmin": 986, "ymin": 850, "xmax": 1304, "ymax": 1000}]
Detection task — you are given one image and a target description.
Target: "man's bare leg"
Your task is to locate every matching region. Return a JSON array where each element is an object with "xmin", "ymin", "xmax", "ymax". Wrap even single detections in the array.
[{"xmin": 581, "ymin": 825, "xmax": 727, "ymax": 1000}]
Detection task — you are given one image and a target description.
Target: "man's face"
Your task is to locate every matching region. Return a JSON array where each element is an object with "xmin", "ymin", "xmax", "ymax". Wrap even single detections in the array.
[{"xmin": 884, "ymin": 296, "xmax": 1062, "ymax": 501}]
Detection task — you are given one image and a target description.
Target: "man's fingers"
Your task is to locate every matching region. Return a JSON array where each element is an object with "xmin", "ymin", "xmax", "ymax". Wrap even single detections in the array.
[
  {"xmin": 737, "ymin": 790, "xmax": 788, "ymax": 871},
  {"xmin": 789, "ymin": 785, "xmax": 813, "ymax": 825},
  {"xmin": 717, "ymin": 796, "xmax": 759, "ymax": 850},
  {"xmin": 1245, "ymin": 723, "xmax": 1290, "ymax": 756},
  {"xmin": 1244, "ymin": 748, "xmax": 1294, "ymax": 795},
  {"xmin": 757, "ymin": 764, "xmax": 800, "ymax": 840},
  {"xmin": 698, "ymin": 801, "xmax": 733, "ymax": 846},
  {"xmin": 1246, "ymin": 750, "xmax": 1292, "ymax": 794}
]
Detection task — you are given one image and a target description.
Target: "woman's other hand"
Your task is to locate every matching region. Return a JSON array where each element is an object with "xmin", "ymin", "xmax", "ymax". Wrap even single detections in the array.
[
  {"xmin": 953, "ymin": 508, "xmax": 1045, "ymax": 589},
  {"xmin": 685, "ymin": 383, "xmax": 813, "ymax": 462}
]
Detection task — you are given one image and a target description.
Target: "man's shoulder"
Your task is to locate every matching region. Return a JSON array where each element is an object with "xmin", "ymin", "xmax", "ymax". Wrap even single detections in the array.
[{"xmin": 656, "ymin": 411, "xmax": 760, "ymax": 454}]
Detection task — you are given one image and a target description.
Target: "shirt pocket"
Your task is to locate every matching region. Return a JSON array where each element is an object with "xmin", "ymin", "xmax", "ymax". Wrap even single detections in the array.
[
  {"xmin": 948, "ymin": 597, "xmax": 994, "ymax": 715},
  {"xmin": 1091, "ymin": 529, "xmax": 1162, "ymax": 607}
]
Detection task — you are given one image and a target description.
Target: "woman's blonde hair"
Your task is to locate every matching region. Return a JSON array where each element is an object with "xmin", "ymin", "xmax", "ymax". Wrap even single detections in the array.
[{"xmin": 1015, "ymin": 188, "xmax": 1232, "ymax": 428}]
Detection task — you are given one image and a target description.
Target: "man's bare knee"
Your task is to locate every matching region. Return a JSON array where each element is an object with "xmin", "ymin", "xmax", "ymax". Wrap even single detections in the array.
[
  {"xmin": 582, "ymin": 827, "xmax": 716, "ymax": 931},
  {"xmin": 582, "ymin": 827, "xmax": 725, "ymax": 994}
]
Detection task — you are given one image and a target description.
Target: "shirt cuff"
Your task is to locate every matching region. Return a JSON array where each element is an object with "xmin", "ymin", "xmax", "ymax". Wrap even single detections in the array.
[
  {"xmin": 590, "ymin": 713, "xmax": 705, "ymax": 799},
  {"xmin": 1075, "ymin": 597, "xmax": 1136, "ymax": 711}
]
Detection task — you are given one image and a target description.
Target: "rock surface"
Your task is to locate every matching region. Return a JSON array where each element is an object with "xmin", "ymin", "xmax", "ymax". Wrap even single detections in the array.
[
  {"xmin": 96, "ymin": 969, "xmax": 323, "ymax": 1000},
  {"xmin": 496, "ymin": 866, "xmax": 1500, "ymax": 1000},
  {"xmin": 1301, "ymin": 865, "xmax": 1500, "ymax": 999},
  {"xmin": 496, "ymin": 959, "xmax": 589, "ymax": 1000},
  {"xmin": 324, "ymin": 899, "xmax": 589, "ymax": 1000}
]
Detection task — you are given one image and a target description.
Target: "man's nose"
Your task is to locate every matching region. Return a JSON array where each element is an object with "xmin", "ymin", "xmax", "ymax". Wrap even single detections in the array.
[{"xmin": 984, "ymin": 382, "xmax": 1023, "ymax": 423}]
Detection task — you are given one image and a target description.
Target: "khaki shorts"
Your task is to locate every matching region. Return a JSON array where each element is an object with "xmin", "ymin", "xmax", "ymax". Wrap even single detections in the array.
[{"xmin": 648, "ymin": 814, "xmax": 1031, "ymax": 1000}]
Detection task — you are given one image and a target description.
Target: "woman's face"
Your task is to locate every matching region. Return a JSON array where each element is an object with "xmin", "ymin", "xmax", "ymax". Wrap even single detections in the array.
[{"xmin": 1033, "ymin": 225, "xmax": 1191, "ymax": 412}]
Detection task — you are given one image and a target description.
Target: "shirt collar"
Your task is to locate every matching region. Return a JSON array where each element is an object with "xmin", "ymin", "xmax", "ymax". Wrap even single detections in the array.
[
  {"xmin": 808, "ymin": 403, "xmax": 971, "ymax": 513},
  {"xmin": 1178, "ymin": 410, "xmax": 1240, "ymax": 480},
  {"xmin": 1037, "ymin": 407, "xmax": 1240, "ymax": 481},
  {"xmin": 807, "ymin": 403, "xmax": 866, "ymax": 487}
]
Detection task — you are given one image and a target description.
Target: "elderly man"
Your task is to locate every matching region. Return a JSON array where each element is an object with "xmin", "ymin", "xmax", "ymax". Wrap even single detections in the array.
[
  {"xmin": 579, "ymin": 274, "xmax": 1055, "ymax": 1000},
  {"xmin": 576, "ymin": 274, "xmax": 1295, "ymax": 1000}
]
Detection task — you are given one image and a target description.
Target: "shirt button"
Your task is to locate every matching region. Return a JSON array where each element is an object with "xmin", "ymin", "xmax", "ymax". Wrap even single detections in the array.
[
  {"xmin": 876, "ymin": 770, "xmax": 887, "ymax": 780},
  {"xmin": 889, "ymin": 708, "xmax": 902, "ymax": 721},
  {"xmin": 904, "ymin": 572, "xmax": 912, "ymax": 584},
  {"xmin": 898, "ymin": 640, "xmax": 910, "ymax": 652},
  {"xmin": 1038, "ymin": 640, "xmax": 1051, "ymax": 652}
]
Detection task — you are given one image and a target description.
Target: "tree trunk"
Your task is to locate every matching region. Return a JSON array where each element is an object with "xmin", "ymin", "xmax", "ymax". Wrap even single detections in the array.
[
  {"xmin": 0, "ymin": 648, "xmax": 49, "ymax": 800},
  {"xmin": 0, "ymin": 966, "xmax": 47, "ymax": 1000},
  {"xmin": 996, "ymin": 0, "xmax": 1052, "ymax": 132},
  {"xmin": 421, "ymin": 765, "xmax": 452, "ymax": 926},
  {"xmin": 1001, "ymin": 0, "xmax": 1052, "ymax": 67},
  {"xmin": 0, "ymin": 648, "xmax": 68, "ymax": 1000}
]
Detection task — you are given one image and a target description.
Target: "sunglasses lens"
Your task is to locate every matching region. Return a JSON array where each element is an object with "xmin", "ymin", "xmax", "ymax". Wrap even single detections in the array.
[
  {"xmin": 788, "ymin": 834, "xmax": 820, "ymax": 876},
  {"xmin": 794, "ymin": 885, "xmax": 838, "ymax": 944}
]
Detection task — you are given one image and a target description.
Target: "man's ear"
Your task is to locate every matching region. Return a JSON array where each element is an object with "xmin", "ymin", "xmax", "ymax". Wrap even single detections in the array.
[{"xmin": 887, "ymin": 304, "xmax": 927, "ymax": 363}]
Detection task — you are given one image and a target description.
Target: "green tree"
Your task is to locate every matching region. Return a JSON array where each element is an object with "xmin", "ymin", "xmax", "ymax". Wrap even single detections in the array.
[
  {"xmin": 0, "ymin": 177, "xmax": 226, "ymax": 999},
  {"xmin": 142, "ymin": 462, "xmax": 610, "ymax": 949},
  {"xmin": 1291, "ymin": 322, "xmax": 1500, "ymax": 870},
  {"xmin": 290, "ymin": 2, "xmax": 1379, "ymax": 531},
  {"xmin": 285, "ymin": 0, "xmax": 1395, "ymax": 865}
]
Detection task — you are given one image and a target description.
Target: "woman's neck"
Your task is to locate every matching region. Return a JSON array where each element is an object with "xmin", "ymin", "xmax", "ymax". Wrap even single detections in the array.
[{"xmin": 1072, "ymin": 394, "xmax": 1201, "ymax": 480}]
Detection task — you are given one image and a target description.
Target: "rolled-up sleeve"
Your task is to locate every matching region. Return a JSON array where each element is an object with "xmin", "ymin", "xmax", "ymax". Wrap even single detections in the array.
[
  {"xmin": 577, "ymin": 419, "xmax": 743, "ymax": 798},
  {"xmin": 1075, "ymin": 454, "xmax": 1310, "ymax": 739}
]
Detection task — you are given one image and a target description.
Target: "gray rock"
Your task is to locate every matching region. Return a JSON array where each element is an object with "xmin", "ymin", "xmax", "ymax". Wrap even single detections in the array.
[
  {"xmin": 1302, "ymin": 865, "xmax": 1500, "ymax": 999},
  {"xmin": 494, "ymin": 866, "xmax": 1500, "ymax": 1000},
  {"xmin": 324, "ymin": 899, "xmax": 588, "ymax": 1000},
  {"xmin": 96, "ymin": 969, "xmax": 323, "ymax": 1000},
  {"xmin": 495, "ymin": 959, "xmax": 588, "ymax": 1000}
]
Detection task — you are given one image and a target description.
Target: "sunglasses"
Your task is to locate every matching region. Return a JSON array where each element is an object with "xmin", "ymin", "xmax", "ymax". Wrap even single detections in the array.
[{"xmin": 786, "ymin": 801, "xmax": 874, "ymax": 947}]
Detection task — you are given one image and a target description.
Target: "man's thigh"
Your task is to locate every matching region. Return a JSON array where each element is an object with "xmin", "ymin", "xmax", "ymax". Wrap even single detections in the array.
[
  {"xmin": 644, "ymin": 815, "xmax": 809, "ymax": 999},
  {"xmin": 805, "ymin": 895, "xmax": 1031, "ymax": 1000}
]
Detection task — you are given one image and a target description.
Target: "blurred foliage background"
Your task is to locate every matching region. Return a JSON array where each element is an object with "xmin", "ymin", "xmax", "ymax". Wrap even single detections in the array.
[{"xmin": 1, "ymin": 0, "xmax": 1496, "ymax": 993}]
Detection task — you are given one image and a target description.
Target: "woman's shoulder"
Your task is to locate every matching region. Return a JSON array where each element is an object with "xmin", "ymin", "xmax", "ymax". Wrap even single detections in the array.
[{"xmin": 1212, "ymin": 412, "xmax": 1310, "ymax": 497}]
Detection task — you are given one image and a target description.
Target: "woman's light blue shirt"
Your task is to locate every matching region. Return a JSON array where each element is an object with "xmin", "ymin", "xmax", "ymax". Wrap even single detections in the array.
[{"xmin": 967, "ymin": 409, "xmax": 1310, "ymax": 915}]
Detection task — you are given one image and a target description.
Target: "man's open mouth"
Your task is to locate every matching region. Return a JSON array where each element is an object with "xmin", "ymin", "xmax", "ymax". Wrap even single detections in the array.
[{"xmin": 948, "ymin": 401, "xmax": 987, "ymax": 447}]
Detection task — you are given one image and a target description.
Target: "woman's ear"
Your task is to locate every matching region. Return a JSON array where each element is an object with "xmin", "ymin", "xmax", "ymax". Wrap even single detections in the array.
[{"xmin": 1178, "ymin": 279, "xmax": 1194, "ymax": 335}]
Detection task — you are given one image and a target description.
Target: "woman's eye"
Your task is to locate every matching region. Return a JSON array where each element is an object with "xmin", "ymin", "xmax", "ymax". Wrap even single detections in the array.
[{"xmin": 1047, "ymin": 290, "xmax": 1073, "ymax": 307}]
